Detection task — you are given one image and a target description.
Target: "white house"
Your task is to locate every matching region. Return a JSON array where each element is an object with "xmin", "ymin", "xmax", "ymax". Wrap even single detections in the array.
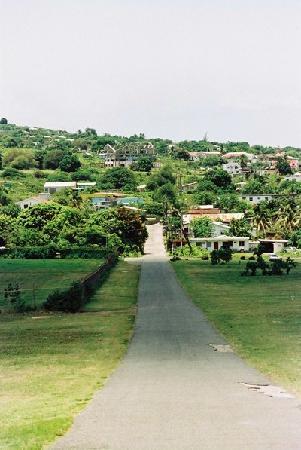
[
  {"xmin": 222, "ymin": 162, "xmax": 242, "ymax": 175},
  {"xmin": 16, "ymin": 193, "xmax": 50, "ymax": 210},
  {"xmin": 76, "ymin": 182, "xmax": 96, "ymax": 191},
  {"xmin": 285, "ymin": 172, "xmax": 301, "ymax": 182},
  {"xmin": 44, "ymin": 181, "xmax": 76, "ymax": 194},
  {"xmin": 240, "ymin": 194, "xmax": 274, "ymax": 204},
  {"xmin": 190, "ymin": 235, "xmax": 250, "ymax": 252}
]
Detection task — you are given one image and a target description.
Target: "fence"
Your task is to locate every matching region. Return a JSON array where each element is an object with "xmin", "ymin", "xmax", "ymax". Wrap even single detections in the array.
[
  {"xmin": 1, "ymin": 254, "xmax": 118, "ymax": 313},
  {"xmin": 44, "ymin": 254, "xmax": 118, "ymax": 312}
]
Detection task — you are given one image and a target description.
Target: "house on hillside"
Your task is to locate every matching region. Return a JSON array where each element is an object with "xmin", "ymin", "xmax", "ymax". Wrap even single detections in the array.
[
  {"xmin": 285, "ymin": 172, "xmax": 301, "ymax": 182},
  {"xmin": 181, "ymin": 182, "xmax": 198, "ymax": 192},
  {"xmin": 75, "ymin": 182, "xmax": 96, "ymax": 191},
  {"xmin": 99, "ymin": 143, "xmax": 155, "ymax": 167},
  {"xmin": 44, "ymin": 181, "xmax": 76, "ymax": 194},
  {"xmin": 223, "ymin": 152, "xmax": 256, "ymax": 161},
  {"xmin": 188, "ymin": 151, "xmax": 221, "ymax": 162},
  {"xmin": 16, "ymin": 193, "xmax": 50, "ymax": 210},
  {"xmin": 240, "ymin": 194, "xmax": 274, "ymax": 204},
  {"xmin": 117, "ymin": 197, "xmax": 144, "ymax": 207},
  {"xmin": 222, "ymin": 162, "xmax": 242, "ymax": 175}
]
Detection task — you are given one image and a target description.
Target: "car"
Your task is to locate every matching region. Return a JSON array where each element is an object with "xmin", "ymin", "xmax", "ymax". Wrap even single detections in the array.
[{"xmin": 269, "ymin": 253, "xmax": 280, "ymax": 261}]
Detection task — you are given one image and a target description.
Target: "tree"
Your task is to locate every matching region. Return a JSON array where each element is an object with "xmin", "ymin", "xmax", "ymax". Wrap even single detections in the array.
[
  {"xmin": 44, "ymin": 149, "xmax": 65, "ymax": 169},
  {"xmin": 0, "ymin": 118, "xmax": 8, "ymax": 124},
  {"xmin": 199, "ymin": 156, "xmax": 223, "ymax": 167},
  {"xmin": 193, "ymin": 191, "xmax": 217, "ymax": 206},
  {"xmin": 228, "ymin": 218, "xmax": 252, "ymax": 237},
  {"xmin": 131, "ymin": 156, "xmax": 154, "ymax": 172},
  {"xmin": 59, "ymin": 154, "xmax": 81, "ymax": 172},
  {"xmin": 153, "ymin": 182, "xmax": 177, "ymax": 205},
  {"xmin": 191, "ymin": 217, "xmax": 213, "ymax": 237},
  {"xmin": 147, "ymin": 166, "xmax": 175, "ymax": 190},
  {"xmin": 0, "ymin": 214, "xmax": 15, "ymax": 246},
  {"xmin": 3, "ymin": 149, "xmax": 35, "ymax": 169},
  {"xmin": 99, "ymin": 167, "xmax": 137, "ymax": 191},
  {"xmin": 276, "ymin": 157, "xmax": 292, "ymax": 175},
  {"xmin": 174, "ymin": 148, "xmax": 190, "ymax": 160},
  {"xmin": 205, "ymin": 168, "xmax": 233, "ymax": 191}
]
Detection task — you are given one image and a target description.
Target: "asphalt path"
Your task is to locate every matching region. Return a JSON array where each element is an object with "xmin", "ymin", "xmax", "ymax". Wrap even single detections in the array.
[{"xmin": 52, "ymin": 223, "xmax": 301, "ymax": 450}]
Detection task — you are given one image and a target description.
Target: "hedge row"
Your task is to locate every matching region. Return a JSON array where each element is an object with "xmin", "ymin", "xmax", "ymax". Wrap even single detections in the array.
[
  {"xmin": 44, "ymin": 255, "xmax": 117, "ymax": 312},
  {"xmin": 0, "ymin": 246, "xmax": 111, "ymax": 259}
]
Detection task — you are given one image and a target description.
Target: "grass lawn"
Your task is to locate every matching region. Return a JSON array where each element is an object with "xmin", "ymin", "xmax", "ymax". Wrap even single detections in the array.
[
  {"xmin": 0, "ymin": 260, "xmax": 140, "ymax": 450},
  {"xmin": 0, "ymin": 259, "xmax": 103, "ymax": 310},
  {"xmin": 173, "ymin": 258, "xmax": 301, "ymax": 396}
]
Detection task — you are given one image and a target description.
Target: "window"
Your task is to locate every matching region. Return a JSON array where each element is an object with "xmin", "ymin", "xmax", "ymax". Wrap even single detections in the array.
[
  {"xmin": 206, "ymin": 242, "xmax": 211, "ymax": 249},
  {"xmin": 249, "ymin": 196, "xmax": 253, "ymax": 201},
  {"xmin": 239, "ymin": 241, "xmax": 245, "ymax": 247}
]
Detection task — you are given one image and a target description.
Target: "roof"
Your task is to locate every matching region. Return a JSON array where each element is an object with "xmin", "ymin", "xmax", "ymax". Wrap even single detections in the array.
[
  {"xmin": 16, "ymin": 195, "xmax": 49, "ymax": 205},
  {"xmin": 259, "ymin": 239, "xmax": 288, "ymax": 243},
  {"xmin": 117, "ymin": 197, "xmax": 144, "ymax": 205},
  {"xmin": 44, "ymin": 182, "xmax": 76, "ymax": 188}
]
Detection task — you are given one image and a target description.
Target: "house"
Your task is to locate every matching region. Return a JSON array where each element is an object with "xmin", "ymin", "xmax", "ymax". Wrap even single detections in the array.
[
  {"xmin": 240, "ymin": 194, "xmax": 274, "ymax": 204},
  {"xmin": 44, "ymin": 181, "xmax": 76, "ymax": 194},
  {"xmin": 91, "ymin": 197, "xmax": 117, "ymax": 209},
  {"xmin": 287, "ymin": 156, "xmax": 299, "ymax": 171},
  {"xmin": 89, "ymin": 191, "xmax": 124, "ymax": 209},
  {"xmin": 259, "ymin": 239, "xmax": 288, "ymax": 253},
  {"xmin": 285, "ymin": 172, "xmax": 301, "ymax": 182},
  {"xmin": 183, "ymin": 206, "xmax": 244, "ymax": 227},
  {"xmin": 222, "ymin": 162, "xmax": 242, "ymax": 175},
  {"xmin": 223, "ymin": 152, "xmax": 256, "ymax": 161},
  {"xmin": 188, "ymin": 151, "xmax": 221, "ymax": 162},
  {"xmin": 76, "ymin": 182, "xmax": 96, "ymax": 191},
  {"xmin": 99, "ymin": 143, "xmax": 155, "ymax": 167},
  {"xmin": 190, "ymin": 235, "xmax": 250, "ymax": 252},
  {"xmin": 117, "ymin": 197, "xmax": 144, "ymax": 207},
  {"xmin": 211, "ymin": 222, "xmax": 231, "ymax": 236},
  {"xmin": 16, "ymin": 193, "xmax": 50, "ymax": 210},
  {"xmin": 181, "ymin": 182, "xmax": 198, "ymax": 192},
  {"xmin": 137, "ymin": 184, "xmax": 147, "ymax": 192}
]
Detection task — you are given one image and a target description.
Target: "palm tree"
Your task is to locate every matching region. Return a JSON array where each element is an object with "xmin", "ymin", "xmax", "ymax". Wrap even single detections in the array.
[{"xmin": 251, "ymin": 203, "xmax": 273, "ymax": 237}]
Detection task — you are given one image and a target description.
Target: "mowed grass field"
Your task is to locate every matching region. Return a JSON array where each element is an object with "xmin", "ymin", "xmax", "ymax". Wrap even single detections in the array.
[
  {"xmin": 173, "ymin": 259, "xmax": 301, "ymax": 396},
  {"xmin": 0, "ymin": 260, "xmax": 140, "ymax": 450},
  {"xmin": 0, "ymin": 259, "xmax": 103, "ymax": 310}
]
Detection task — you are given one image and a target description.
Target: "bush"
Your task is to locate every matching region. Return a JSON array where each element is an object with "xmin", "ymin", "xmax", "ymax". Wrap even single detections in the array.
[
  {"xmin": 1, "ymin": 246, "xmax": 111, "ymax": 259},
  {"xmin": 174, "ymin": 244, "xmax": 209, "ymax": 259},
  {"xmin": 1, "ymin": 168, "xmax": 24, "ymax": 178},
  {"xmin": 44, "ymin": 281, "xmax": 83, "ymax": 313}
]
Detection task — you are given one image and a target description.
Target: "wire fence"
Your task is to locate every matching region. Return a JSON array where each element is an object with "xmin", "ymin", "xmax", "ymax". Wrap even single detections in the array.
[{"xmin": 0, "ymin": 255, "xmax": 117, "ymax": 312}]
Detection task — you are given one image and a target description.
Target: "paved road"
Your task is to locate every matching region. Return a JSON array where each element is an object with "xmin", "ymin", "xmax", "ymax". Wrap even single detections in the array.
[{"xmin": 52, "ymin": 224, "xmax": 301, "ymax": 450}]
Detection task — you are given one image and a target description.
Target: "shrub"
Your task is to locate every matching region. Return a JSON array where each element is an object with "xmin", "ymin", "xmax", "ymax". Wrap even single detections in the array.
[
  {"xmin": 1, "ymin": 168, "xmax": 24, "ymax": 178},
  {"xmin": 44, "ymin": 281, "xmax": 83, "ymax": 313},
  {"xmin": 4, "ymin": 282, "xmax": 28, "ymax": 313},
  {"xmin": 174, "ymin": 244, "xmax": 209, "ymax": 259}
]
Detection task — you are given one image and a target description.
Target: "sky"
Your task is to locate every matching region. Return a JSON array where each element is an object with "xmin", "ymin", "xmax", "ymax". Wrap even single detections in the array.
[{"xmin": 1, "ymin": 0, "xmax": 301, "ymax": 147}]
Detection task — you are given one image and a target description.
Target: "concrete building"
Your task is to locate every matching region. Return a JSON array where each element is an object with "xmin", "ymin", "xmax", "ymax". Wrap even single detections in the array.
[
  {"xmin": 240, "ymin": 194, "xmax": 274, "ymax": 204},
  {"xmin": 16, "ymin": 193, "xmax": 50, "ymax": 210},
  {"xmin": 190, "ymin": 235, "xmax": 250, "ymax": 252},
  {"xmin": 222, "ymin": 162, "xmax": 242, "ymax": 175},
  {"xmin": 99, "ymin": 143, "xmax": 155, "ymax": 167},
  {"xmin": 76, "ymin": 182, "xmax": 96, "ymax": 191},
  {"xmin": 188, "ymin": 151, "xmax": 221, "ymax": 162},
  {"xmin": 44, "ymin": 181, "xmax": 76, "ymax": 194}
]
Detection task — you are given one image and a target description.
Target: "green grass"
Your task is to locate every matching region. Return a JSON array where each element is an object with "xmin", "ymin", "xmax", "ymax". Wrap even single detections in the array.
[
  {"xmin": 173, "ymin": 259, "xmax": 301, "ymax": 396},
  {"xmin": 0, "ymin": 259, "xmax": 103, "ymax": 310},
  {"xmin": 0, "ymin": 260, "xmax": 140, "ymax": 449}
]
